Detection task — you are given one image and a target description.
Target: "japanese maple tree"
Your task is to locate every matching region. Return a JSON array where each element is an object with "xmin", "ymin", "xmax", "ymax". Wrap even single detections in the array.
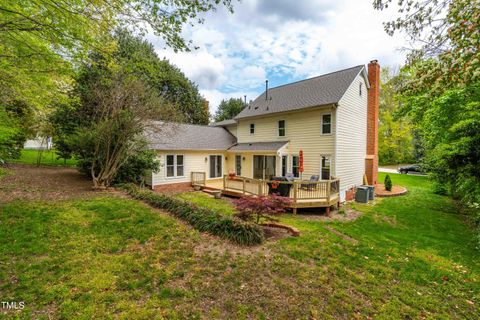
[{"xmin": 233, "ymin": 194, "xmax": 291, "ymax": 224}]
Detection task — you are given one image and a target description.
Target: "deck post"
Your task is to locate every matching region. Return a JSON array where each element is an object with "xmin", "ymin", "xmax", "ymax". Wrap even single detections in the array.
[
  {"xmin": 258, "ymin": 181, "xmax": 263, "ymax": 196},
  {"xmin": 327, "ymin": 180, "xmax": 331, "ymax": 201},
  {"xmin": 223, "ymin": 174, "xmax": 226, "ymax": 190},
  {"xmin": 242, "ymin": 178, "xmax": 246, "ymax": 194},
  {"xmin": 293, "ymin": 182, "xmax": 298, "ymax": 214},
  {"xmin": 191, "ymin": 172, "xmax": 194, "ymax": 186}
]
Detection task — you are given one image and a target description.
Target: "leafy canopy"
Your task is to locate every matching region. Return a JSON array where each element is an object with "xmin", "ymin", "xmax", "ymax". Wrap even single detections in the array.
[
  {"xmin": 0, "ymin": 0, "xmax": 234, "ymax": 110},
  {"xmin": 213, "ymin": 97, "xmax": 246, "ymax": 122}
]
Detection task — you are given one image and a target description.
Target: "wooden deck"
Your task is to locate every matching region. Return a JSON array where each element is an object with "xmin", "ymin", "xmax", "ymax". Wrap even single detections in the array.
[{"xmin": 191, "ymin": 172, "xmax": 340, "ymax": 213}]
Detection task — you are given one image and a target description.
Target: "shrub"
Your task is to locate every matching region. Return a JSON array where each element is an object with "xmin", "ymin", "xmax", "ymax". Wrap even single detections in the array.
[
  {"xmin": 384, "ymin": 174, "xmax": 393, "ymax": 191},
  {"xmin": 432, "ymin": 181, "xmax": 448, "ymax": 195},
  {"xmin": 118, "ymin": 184, "xmax": 264, "ymax": 246},
  {"xmin": 233, "ymin": 194, "xmax": 291, "ymax": 224}
]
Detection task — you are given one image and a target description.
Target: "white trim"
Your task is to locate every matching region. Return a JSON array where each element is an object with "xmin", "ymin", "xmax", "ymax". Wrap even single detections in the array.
[
  {"xmin": 321, "ymin": 112, "xmax": 332, "ymax": 135},
  {"xmin": 277, "ymin": 119, "xmax": 286, "ymax": 137},
  {"xmin": 290, "ymin": 154, "xmax": 300, "ymax": 178},
  {"xmin": 165, "ymin": 154, "xmax": 185, "ymax": 179},
  {"xmin": 235, "ymin": 154, "xmax": 242, "ymax": 176},
  {"xmin": 334, "ymin": 107, "xmax": 338, "ymax": 177},
  {"xmin": 208, "ymin": 154, "xmax": 223, "ymax": 178},
  {"xmin": 320, "ymin": 154, "xmax": 332, "ymax": 180}
]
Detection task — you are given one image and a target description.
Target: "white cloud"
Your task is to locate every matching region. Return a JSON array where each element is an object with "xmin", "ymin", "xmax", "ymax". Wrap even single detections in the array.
[{"xmin": 150, "ymin": 0, "xmax": 408, "ymax": 113}]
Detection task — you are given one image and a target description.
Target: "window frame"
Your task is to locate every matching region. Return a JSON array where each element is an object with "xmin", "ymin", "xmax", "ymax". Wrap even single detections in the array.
[
  {"xmin": 321, "ymin": 113, "xmax": 332, "ymax": 135},
  {"xmin": 165, "ymin": 154, "xmax": 185, "ymax": 178},
  {"xmin": 209, "ymin": 155, "xmax": 223, "ymax": 178},
  {"xmin": 291, "ymin": 155, "xmax": 300, "ymax": 178},
  {"xmin": 321, "ymin": 155, "xmax": 331, "ymax": 180},
  {"xmin": 249, "ymin": 123, "xmax": 255, "ymax": 134},
  {"xmin": 278, "ymin": 120, "xmax": 286, "ymax": 137},
  {"xmin": 235, "ymin": 155, "xmax": 242, "ymax": 176},
  {"xmin": 359, "ymin": 82, "xmax": 363, "ymax": 96}
]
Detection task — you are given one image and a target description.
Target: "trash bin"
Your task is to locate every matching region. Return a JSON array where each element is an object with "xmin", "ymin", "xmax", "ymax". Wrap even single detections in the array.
[
  {"xmin": 268, "ymin": 177, "xmax": 292, "ymax": 197},
  {"xmin": 355, "ymin": 185, "xmax": 370, "ymax": 203},
  {"xmin": 367, "ymin": 185, "xmax": 375, "ymax": 200}
]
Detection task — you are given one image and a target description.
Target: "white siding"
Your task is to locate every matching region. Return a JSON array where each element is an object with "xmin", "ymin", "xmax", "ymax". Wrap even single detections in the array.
[
  {"xmin": 151, "ymin": 151, "xmax": 226, "ymax": 186},
  {"xmin": 236, "ymin": 107, "xmax": 336, "ymax": 179},
  {"xmin": 336, "ymin": 73, "xmax": 368, "ymax": 195},
  {"xmin": 225, "ymin": 124, "xmax": 237, "ymax": 137}
]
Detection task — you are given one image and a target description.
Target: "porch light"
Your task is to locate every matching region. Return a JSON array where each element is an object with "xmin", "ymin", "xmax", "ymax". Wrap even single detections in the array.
[
  {"xmin": 205, "ymin": 157, "xmax": 208, "ymax": 162},
  {"xmin": 242, "ymin": 157, "xmax": 246, "ymax": 161},
  {"xmin": 225, "ymin": 156, "xmax": 228, "ymax": 160}
]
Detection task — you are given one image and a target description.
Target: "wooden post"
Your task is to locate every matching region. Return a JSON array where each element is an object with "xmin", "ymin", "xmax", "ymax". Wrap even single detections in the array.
[
  {"xmin": 327, "ymin": 180, "xmax": 331, "ymax": 201},
  {"xmin": 326, "ymin": 206, "xmax": 331, "ymax": 216},
  {"xmin": 223, "ymin": 174, "xmax": 226, "ymax": 190},
  {"xmin": 292, "ymin": 182, "xmax": 298, "ymax": 215},
  {"xmin": 191, "ymin": 172, "xmax": 194, "ymax": 186},
  {"xmin": 242, "ymin": 178, "xmax": 246, "ymax": 194}
]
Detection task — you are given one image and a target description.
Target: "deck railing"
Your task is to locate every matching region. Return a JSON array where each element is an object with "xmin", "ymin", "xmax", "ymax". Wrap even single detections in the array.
[
  {"xmin": 191, "ymin": 172, "xmax": 206, "ymax": 186},
  {"xmin": 222, "ymin": 175, "xmax": 340, "ymax": 203}
]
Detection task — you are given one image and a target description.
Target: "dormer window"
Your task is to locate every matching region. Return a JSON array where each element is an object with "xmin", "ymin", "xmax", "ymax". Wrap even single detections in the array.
[
  {"xmin": 359, "ymin": 82, "xmax": 363, "ymax": 96},
  {"xmin": 250, "ymin": 123, "xmax": 255, "ymax": 134}
]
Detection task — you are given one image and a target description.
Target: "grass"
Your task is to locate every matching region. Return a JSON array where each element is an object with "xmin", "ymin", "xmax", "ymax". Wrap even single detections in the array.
[
  {"xmin": 176, "ymin": 191, "xmax": 237, "ymax": 216},
  {"xmin": 0, "ymin": 167, "xmax": 7, "ymax": 179},
  {"xmin": 8, "ymin": 149, "xmax": 77, "ymax": 167},
  {"xmin": 0, "ymin": 173, "xmax": 478, "ymax": 318}
]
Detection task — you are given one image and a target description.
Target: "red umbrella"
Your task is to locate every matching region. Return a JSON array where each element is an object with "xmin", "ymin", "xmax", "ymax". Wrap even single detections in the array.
[{"xmin": 299, "ymin": 150, "xmax": 304, "ymax": 174}]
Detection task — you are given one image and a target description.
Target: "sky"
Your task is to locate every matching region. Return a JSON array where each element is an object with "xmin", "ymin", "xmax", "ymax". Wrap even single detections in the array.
[{"xmin": 148, "ymin": 0, "xmax": 408, "ymax": 113}]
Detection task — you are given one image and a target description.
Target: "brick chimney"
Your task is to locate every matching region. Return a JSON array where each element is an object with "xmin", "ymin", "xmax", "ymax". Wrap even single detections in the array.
[{"xmin": 365, "ymin": 60, "xmax": 380, "ymax": 185}]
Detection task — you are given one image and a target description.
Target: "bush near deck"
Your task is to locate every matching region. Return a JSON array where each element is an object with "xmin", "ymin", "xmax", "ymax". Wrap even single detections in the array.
[{"xmin": 119, "ymin": 184, "xmax": 264, "ymax": 246}]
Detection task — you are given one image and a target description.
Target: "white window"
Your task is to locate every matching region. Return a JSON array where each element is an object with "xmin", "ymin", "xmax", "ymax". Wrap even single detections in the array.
[
  {"xmin": 321, "ymin": 156, "xmax": 331, "ymax": 180},
  {"xmin": 321, "ymin": 114, "xmax": 332, "ymax": 134},
  {"xmin": 166, "ymin": 155, "xmax": 184, "ymax": 177},
  {"xmin": 291, "ymin": 155, "xmax": 299, "ymax": 178},
  {"xmin": 235, "ymin": 155, "xmax": 242, "ymax": 176},
  {"xmin": 209, "ymin": 155, "xmax": 222, "ymax": 178},
  {"xmin": 278, "ymin": 120, "xmax": 286, "ymax": 137},
  {"xmin": 250, "ymin": 123, "xmax": 255, "ymax": 134}
]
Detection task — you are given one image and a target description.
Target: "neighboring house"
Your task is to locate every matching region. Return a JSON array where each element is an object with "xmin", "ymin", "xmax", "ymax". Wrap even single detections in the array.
[
  {"xmin": 23, "ymin": 136, "xmax": 53, "ymax": 150},
  {"xmin": 146, "ymin": 61, "xmax": 380, "ymax": 202}
]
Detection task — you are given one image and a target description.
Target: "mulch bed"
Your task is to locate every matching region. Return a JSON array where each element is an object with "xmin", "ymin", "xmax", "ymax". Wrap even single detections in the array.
[
  {"xmin": 375, "ymin": 184, "xmax": 408, "ymax": 197},
  {"xmin": 0, "ymin": 164, "xmax": 101, "ymax": 203},
  {"xmin": 299, "ymin": 206, "xmax": 362, "ymax": 222}
]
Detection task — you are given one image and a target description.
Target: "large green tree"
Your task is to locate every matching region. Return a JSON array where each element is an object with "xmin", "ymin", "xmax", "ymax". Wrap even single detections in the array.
[
  {"xmin": 378, "ymin": 68, "xmax": 415, "ymax": 165},
  {"xmin": 374, "ymin": 0, "xmax": 479, "ymax": 94},
  {"xmin": 375, "ymin": 0, "xmax": 480, "ymax": 243},
  {"xmin": 0, "ymin": 0, "xmax": 233, "ymax": 110},
  {"xmin": 213, "ymin": 97, "xmax": 245, "ymax": 122}
]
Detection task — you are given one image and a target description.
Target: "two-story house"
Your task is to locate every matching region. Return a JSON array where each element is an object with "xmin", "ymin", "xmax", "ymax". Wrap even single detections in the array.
[{"xmin": 146, "ymin": 60, "xmax": 380, "ymax": 203}]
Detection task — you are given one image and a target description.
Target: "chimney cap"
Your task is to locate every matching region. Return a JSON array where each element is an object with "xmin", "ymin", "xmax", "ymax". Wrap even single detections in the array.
[{"xmin": 369, "ymin": 59, "xmax": 378, "ymax": 64}]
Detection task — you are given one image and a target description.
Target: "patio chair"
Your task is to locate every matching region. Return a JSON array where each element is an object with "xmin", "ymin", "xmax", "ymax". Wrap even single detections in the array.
[{"xmin": 301, "ymin": 175, "xmax": 319, "ymax": 190}]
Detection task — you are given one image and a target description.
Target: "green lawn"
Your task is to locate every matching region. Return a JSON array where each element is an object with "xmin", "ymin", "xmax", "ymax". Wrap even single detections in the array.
[
  {"xmin": 176, "ymin": 191, "xmax": 237, "ymax": 216},
  {"xmin": 8, "ymin": 149, "xmax": 77, "ymax": 167},
  {"xmin": 0, "ymin": 173, "xmax": 478, "ymax": 318}
]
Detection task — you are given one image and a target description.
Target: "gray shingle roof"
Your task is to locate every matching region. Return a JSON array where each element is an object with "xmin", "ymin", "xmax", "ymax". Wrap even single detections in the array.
[
  {"xmin": 235, "ymin": 65, "xmax": 366, "ymax": 119},
  {"xmin": 228, "ymin": 141, "xmax": 288, "ymax": 151},
  {"xmin": 210, "ymin": 119, "xmax": 237, "ymax": 127},
  {"xmin": 146, "ymin": 122, "xmax": 236, "ymax": 150}
]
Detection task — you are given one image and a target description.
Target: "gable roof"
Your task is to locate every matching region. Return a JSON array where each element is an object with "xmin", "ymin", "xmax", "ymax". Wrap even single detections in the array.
[
  {"xmin": 210, "ymin": 119, "xmax": 237, "ymax": 127},
  {"xmin": 146, "ymin": 122, "xmax": 236, "ymax": 151},
  {"xmin": 235, "ymin": 65, "xmax": 367, "ymax": 119}
]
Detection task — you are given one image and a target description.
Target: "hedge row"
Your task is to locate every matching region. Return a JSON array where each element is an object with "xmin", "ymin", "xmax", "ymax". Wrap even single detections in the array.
[{"xmin": 119, "ymin": 184, "xmax": 264, "ymax": 246}]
